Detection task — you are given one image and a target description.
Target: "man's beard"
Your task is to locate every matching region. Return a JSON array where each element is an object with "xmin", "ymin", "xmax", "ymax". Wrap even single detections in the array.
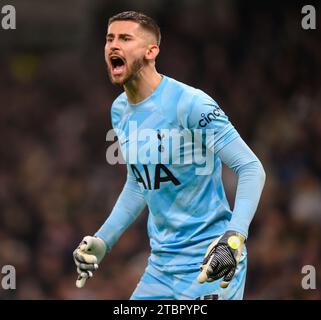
[{"xmin": 108, "ymin": 57, "xmax": 145, "ymax": 86}]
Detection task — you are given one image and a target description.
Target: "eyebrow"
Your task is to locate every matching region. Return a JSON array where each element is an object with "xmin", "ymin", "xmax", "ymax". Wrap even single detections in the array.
[{"xmin": 106, "ymin": 33, "xmax": 134, "ymax": 39}]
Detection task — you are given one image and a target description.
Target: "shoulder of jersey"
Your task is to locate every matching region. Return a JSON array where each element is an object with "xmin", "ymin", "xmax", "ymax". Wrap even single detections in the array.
[
  {"xmin": 166, "ymin": 76, "xmax": 214, "ymax": 105},
  {"xmin": 166, "ymin": 76, "xmax": 200, "ymax": 96},
  {"xmin": 111, "ymin": 92, "xmax": 127, "ymax": 113},
  {"xmin": 111, "ymin": 92, "xmax": 127, "ymax": 127},
  {"xmin": 164, "ymin": 76, "xmax": 215, "ymax": 123}
]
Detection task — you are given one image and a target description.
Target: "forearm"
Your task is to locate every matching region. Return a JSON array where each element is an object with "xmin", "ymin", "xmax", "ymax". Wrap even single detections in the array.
[
  {"xmin": 218, "ymin": 137, "xmax": 266, "ymax": 238},
  {"xmin": 95, "ymin": 174, "xmax": 146, "ymax": 250}
]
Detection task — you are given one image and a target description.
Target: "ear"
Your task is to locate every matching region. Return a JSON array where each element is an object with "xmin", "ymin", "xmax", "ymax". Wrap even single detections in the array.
[{"xmin": 145, "ymin": 44, "xmax": 160, "ymax": 61}]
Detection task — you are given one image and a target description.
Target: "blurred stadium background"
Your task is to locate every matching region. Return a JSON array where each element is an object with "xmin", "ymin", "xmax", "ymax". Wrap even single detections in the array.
[{"xmin": 0, "ymin": 0, "xmax": 320, "ymax": 299}]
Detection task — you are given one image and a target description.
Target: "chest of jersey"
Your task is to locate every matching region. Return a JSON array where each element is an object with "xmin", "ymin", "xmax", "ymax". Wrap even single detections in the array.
[
  {"xmin": 115, "ymin": 103, "xmax": 214, "ymax": 191},
  {"xmin": 117, "ymin": 108, "xmax": 196, "ymax": 166}
]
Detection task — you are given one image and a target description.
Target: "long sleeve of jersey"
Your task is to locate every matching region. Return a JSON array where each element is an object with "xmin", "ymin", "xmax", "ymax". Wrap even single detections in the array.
[
  {"xmin": 181, "ymin": 93, "xmax": 265, "ymax": 239},
  {"xmin": 218, "ymin": 137, "xmax": 266, "ymax": 238},
  {"xmin": 95, "ymin": 168, "xmax": 146, "ymax": 251}
]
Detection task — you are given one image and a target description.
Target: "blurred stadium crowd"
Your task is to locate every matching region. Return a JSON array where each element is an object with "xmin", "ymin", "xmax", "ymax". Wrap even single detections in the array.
[{"xmin": 0, "ymin": 0, "xmax": 320, "ymax": 299}]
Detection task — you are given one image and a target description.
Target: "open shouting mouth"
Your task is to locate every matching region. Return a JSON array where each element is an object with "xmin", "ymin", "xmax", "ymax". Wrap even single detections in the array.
[{"xmin": 110, "ymin": 55, "xmax": 126, "ymax": 76}]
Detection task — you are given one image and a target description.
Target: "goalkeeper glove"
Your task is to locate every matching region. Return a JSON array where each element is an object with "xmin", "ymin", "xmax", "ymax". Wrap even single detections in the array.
[
  {"xmin": 73, "ymin": 236, "xmax": 107, "ymax": 288},
  {"xmin": 197, "ymin": 230, "xmax": 245, "ymax": 288}
]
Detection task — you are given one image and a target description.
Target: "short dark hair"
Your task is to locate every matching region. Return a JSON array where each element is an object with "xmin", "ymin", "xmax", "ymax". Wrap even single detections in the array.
[{"xmin": 108, "ymin": 11, "xmax": 161, "ymax": 46}]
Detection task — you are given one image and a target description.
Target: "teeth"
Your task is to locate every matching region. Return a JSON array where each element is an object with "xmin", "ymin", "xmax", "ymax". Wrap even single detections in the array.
[{"xmin": 110, "ymin": 57, "xmax": 123, "ymax": 64}]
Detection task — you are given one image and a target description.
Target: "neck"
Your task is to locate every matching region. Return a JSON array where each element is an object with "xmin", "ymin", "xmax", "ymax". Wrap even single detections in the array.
[{"xmin": 124, "ymin": 65, "xmax": 162, "ymax": 104}]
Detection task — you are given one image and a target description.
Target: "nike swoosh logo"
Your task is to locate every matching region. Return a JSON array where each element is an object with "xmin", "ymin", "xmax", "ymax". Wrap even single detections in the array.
[{"xmin": 120, "ymin": 139, "xmax": 129, "ymax": 146}]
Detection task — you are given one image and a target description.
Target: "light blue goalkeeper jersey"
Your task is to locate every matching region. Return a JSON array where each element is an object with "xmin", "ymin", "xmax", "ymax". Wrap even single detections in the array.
[{"xmin": 96, "ymin": 75, "xmax": 265, "ymax": 267}]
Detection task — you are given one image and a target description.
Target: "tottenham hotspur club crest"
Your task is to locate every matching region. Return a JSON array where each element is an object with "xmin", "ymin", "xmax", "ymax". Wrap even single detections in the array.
[{"xmin": 157, "ymin": 130, "xmax": 165, "ymax": 152}]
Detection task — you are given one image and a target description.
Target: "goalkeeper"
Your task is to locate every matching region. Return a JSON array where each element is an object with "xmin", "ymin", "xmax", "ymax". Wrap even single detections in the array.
[{"xmin": 73, "ymin": 11, "xmax": 265, "ymax": 300}]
